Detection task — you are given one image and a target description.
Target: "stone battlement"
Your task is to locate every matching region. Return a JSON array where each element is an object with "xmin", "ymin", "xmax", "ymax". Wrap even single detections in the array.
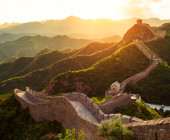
[
  {"xmin": 99, "ymin": 93, "xmax": 137, "ymax": 114},
  {"xmin": 126, "ymin": 117, "xmax": 170, "ymax": 140},
  {"xmin": 14, "ymin": 88, "xmax": 170, "ymax": 140},
  {"xmin": 63, "ymin": 92, "xmax": 141, "ymax": 124},
  {"xmin": 14, "ymin": 87, "xmax": 143, "ymax": 139}
]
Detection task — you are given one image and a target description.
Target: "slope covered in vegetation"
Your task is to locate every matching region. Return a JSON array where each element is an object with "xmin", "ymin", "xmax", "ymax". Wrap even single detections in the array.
[
  {"xmin": 45, "ymin": 43, "xmax": 149, "ymax": 97},
  {"xmin": 0, "ymin": 35, "xmax": 92, "ymax": 62},
  {"xmin": 0, "ymin": 49, "xmax": 78, "ymax": 82},
  {"xmin": 125, "ymin": 37, "xmax": 170, "ymax": 105},
  {"xmin": 0, "ymin": 42, "xmax": 118, "ymax": 94},
  {"xmin": 116, "ymin": 101, "xmax": 161, "ymax": 120},
  {"xmin": 126, "ymin": 62, "xmax": 170, "ymax": 105},
  {"xmin": 99, "ymin": 35, "xmax": 122, "ymax": 43},
  {"xmin": 35, "ymin": 48, "xmax": 52, "ymax": 57},
  {"xmin": 158, "ymin": 23, "xmax": 170, "ymax": 35},
  {"xmin": 72, "ymin": 42, "xmax": 114, "ymax": 57},
  {"xmin": 145, "ymin": 36, "xmax": 170, "ymax": 65},
  {"xmin": 15, "ymin": 49, "xmax": 79, "ymax": 77},
  {"xmin": 0, "ymin": 57, "xmax": 34, "ymax": 82}
]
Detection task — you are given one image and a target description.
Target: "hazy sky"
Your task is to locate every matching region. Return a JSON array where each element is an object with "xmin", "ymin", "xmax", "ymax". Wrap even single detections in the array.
[{"xmin": 0, "ymin": 0, "xmax": 170, "ymax": 24}]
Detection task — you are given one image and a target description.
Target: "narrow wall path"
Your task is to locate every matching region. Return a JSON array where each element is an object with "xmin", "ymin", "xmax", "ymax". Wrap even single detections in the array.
[
  {"xmin": 17, "ymin": 91, "xmax": 35, "ymax": 105},
  {"xmin": 71, "ymin": 101, "xmax": 99, "ymax": 123}
]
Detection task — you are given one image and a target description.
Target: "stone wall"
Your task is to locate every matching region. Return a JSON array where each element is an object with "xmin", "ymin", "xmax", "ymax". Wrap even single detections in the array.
[
  {"xmin": 63, "ymin": 92, "xmax": 141, "ymax": 124},
  {"xmin": 14, "ymin": 89, "xmax": 30, "ymax": 108},
  {"xmin": 102, "ymin": 40, "xmax": 161, "ymax": 115},
  {"xmin": 99, "ymin": 93, "xmax": 136, "ymax": 114},
  {"xmin": 118, "ymin": 40, "xmax": 161, "ymax": 93},
  {"xmin": 141, "ymin": 24, "xmax": 156, "ymax": 37},
  {"xmin": 155, "ymin": 30, "xmax": 166, "ymax": 39},
  {"xmin": 126, "ymin": 117, "xmax": 170, "ymax": 140},
  {"xmin": 14, "ymin": 89, "xmax": 170, "ymax": 140},
  {"xmin": 141, "ymin": 24, "xmax": 166, "ymax": 40},
  {"xmin": 119, "ymin": 60, "xmax": 159, "ymax": 93},
  {"xmin": 105, "ymin": 40, "xmax": 160, "ymax": 95},
  {"xmin": 134, "ymin": 39, "xmax": 155, "ymax": 60},
  {"xmin": 14, "ymin": 88, "xmax": 142, "ymax": 139},
  {"xmin": 14, "ymin": 89, "xmax": 104, "ymax": 140}
]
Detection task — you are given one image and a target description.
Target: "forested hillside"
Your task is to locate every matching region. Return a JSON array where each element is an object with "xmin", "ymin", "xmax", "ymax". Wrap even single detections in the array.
[
  {"xmin": 45, "ymin": 43, "xmax": 149, "ymax": 97},
  {"xmin": 0, "ymin": 35, "xmax": 92, "ymax": 62},
  {"xmin": 126, "ymin": 37, "xmax": 170, "ymax": 105},
  {"xmin": 0, "ymin": 49, "xmax": 78, "ymax": 82},
  {"xmin": 0, "ymin": 42, "xmax": 117, "ymax": 94}
]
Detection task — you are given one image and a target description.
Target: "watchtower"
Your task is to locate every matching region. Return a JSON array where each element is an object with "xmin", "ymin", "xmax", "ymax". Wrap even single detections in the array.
[{"xmin": 137, "ymin": 19, "xmax": 142, "ymax": 24}]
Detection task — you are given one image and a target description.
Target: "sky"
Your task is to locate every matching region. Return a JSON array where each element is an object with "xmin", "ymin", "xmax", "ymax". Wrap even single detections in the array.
[{"xmin": 0, "ymin": 0, "xmax": 170, "ymax": 24}]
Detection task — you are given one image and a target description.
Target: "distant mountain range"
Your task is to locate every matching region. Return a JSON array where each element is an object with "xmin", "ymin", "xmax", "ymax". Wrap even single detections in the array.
[
  {"xmin": 0, "ymin": 33, "xmax": 36, "ymax": 43},
  {"xmin": 0, "ymin": 35, "xmax": 92, "ymax": 62},
  {"xmin": 0, "ymin": 16, "xmax": 170, "ymax": 38}
]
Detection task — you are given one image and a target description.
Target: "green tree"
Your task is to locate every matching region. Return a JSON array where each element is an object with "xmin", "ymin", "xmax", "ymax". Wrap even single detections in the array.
[
  {"xmin": 98, "ymin": 118, "xmax": 134, "ymax": 140},
  {"xmin": 57, "ymin": 129, "xmax": 85, "ymax": 140}
]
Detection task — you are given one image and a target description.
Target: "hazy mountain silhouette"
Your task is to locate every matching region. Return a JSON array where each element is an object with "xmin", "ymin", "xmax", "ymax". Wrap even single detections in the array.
[
  {"xmin": 0, "ymin": 35, "xmax": 92, "ymax": 62},
  {"xmin": 0, "ymin": 16, "xmax": 169, "ymax": 38},
  {"xmin": 0, "ymin": 33, "xmax": 36, "ymax": 43}
]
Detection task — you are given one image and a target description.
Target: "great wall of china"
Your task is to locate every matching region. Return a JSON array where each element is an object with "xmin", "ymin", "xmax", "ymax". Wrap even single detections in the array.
[
  {"xmin": 14, "ymin": 21, "xmax": 170, "ymax": 140},
  {"xmin": 14, "ymin": 87, "xmax": 170, "ymax": 140},
  {"xmin": 14, "ymin": 87, "xmax": 143, "ymax": 140},
  {"xmin": 119, "ymin": 39, "xmax": 162, "ymax": 93},
  {"xmin": 101, "ymin": 39, "xmax": 162, "ymax": 114}
]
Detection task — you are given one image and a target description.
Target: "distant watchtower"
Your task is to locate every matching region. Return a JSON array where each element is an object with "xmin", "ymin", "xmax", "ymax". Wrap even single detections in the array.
[{"xmin": 137, "ymin": 19, "xmax": 142, "ymax": 24}]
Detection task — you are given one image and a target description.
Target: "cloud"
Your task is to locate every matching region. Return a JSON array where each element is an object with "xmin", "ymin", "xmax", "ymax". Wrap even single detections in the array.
[
  {"xmin": 151, "ymin": 0, "xmax": 162, "ymax": 2},
  {"xmin": 129, "ymin": 0, "xmax": 163, "ymax": 4},
  {"xmin": 121, "ymin": 0, "xmax": 168, "ymax": 19},
  {"xmin": 121, "ymin": 1, "xmax": 154, "ymax": 18}
]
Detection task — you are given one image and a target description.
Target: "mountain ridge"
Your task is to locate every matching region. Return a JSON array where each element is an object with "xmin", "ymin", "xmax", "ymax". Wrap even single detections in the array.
[{"xmin": 0, "ymin": 35, "xmax": 92, "ymax": 62}]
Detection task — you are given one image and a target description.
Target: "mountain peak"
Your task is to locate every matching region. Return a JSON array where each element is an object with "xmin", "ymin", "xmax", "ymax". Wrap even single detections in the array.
[{"xmin": 123, "ymin": 23, "xmax": 155, "ymax": 43}]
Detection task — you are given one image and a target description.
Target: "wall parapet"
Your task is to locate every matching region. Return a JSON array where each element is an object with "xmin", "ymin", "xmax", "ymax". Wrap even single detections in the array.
[
  {"xmin": 63, "ymin": 92, "xmax": 142, "ymax": 124},
  {"xmin": 126, "ymin": 117, "xmax": 170, "ymax": 140},
  {"xmin": 14, "ymin": 88, "xmax": 104, "ymax": 140}
]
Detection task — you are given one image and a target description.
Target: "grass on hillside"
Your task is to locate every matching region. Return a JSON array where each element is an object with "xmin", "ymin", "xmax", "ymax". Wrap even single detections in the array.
[
  {"xmin": 125, "ymin": 37, "xmax": 170, "ymax": 105},
  {"xmin": 0, "ymin": 48, "xmax": 78, "ymax": 82},
  {"xmin": 115, "ymin": 101, "xmax": 161, "ymax": 120},
  {"xmin": 45, "ymin": 43, "xmax": 149, "ymax": 97},
  {"xmin": 0, "ymin": 35, "xmax": 92, "ymax": 63},
  {"xmin": 126, "ymin": 62, "xmax": 170, "ymax": 105},
  {"xmin": 145, "ymin": 36, "xmax": 170, "ymax": 65},
  {"xmin": 90, "ymin": 96, "xmax": 111, "ymax": 105},
  {"xmin": 0, "ymin": 57, "xmax": 34, "ymax": 82},
  {"xmin": 0, "ymin": 42, "xmax": 117, "ymax": 94}
]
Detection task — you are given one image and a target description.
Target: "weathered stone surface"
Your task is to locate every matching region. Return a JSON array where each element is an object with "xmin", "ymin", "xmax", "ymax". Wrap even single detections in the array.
[
  {"xmin": 127, "ymin": 118, "xmax": 170, "ymax": 140},
  {"xmin": 14, "ymin": 88, "xmax": 170, "ymax": 140}
]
